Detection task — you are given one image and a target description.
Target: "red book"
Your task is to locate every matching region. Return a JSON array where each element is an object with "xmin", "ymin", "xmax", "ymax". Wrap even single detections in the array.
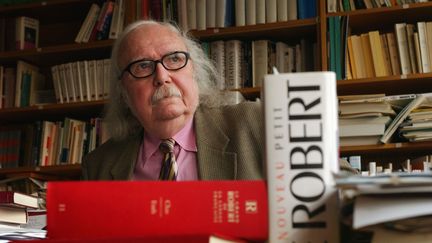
[{"xmin": 47, "ymin": 180, "xmax": 268, "ymax": 241}]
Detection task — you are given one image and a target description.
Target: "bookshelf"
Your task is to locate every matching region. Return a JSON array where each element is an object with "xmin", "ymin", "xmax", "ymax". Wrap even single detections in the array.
[
  {"xmin": 325, "ymin": 1, "xmax": 432, "ymax": 169},
  {"xmin": 1, "ymin": 0, "xmax": 432, "ymax": 181}
]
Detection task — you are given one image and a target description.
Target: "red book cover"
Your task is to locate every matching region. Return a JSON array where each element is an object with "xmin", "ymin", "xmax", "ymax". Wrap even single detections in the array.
[{"xmin": 47, "ymin": 180, "xmax": 268, "ymax": 241}]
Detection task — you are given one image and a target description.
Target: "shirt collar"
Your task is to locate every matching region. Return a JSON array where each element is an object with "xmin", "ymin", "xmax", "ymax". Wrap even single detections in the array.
[{"xmin": 142, "ymin": 118, "xmax": 197, "ymax": 160}]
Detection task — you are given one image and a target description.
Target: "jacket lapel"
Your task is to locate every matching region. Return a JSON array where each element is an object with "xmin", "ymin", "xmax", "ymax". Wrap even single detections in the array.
[
  {"xmin": 194, "ymin": 106, "xmax": 237, "ymax": 180},
  {"xmin": 110, "ymin": 133, "xmax": 142, "ymax": 180}
]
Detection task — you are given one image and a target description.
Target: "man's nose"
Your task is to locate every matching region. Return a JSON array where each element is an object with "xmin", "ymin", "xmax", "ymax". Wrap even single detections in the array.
[{"xmin": 153, "ymin": 62, "xmax": 170, "ymax": 86}]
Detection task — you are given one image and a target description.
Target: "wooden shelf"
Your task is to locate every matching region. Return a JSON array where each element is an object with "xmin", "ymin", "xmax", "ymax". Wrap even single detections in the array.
[
  {"xmin": 190, "ymin": 18, "xmax": 318, "ymax": 42},
  {"xmin": 0, "ymin": 164, "xmax": 81, "ymax": 179},
  {"xmin": 337, "ymin": 73, "xmax": 432, "ymax": 95},
  {"xmin": 340, "ymin": 141, "xmax": 432, "ymax": 156},
  {"xmin": 327, "ymin": 2, "xmax": 432, "ymax": 33},
  {"xmin": 0, "ymin": 40, "xmax": 113, "ymax": 67},
  {"xmin": 0, "ymin": 100, "xmax": 107, "ymax": 124}
]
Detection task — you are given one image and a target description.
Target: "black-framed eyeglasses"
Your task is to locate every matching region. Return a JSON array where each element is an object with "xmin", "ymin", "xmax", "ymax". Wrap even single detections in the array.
[{"xmin": 119, "ymin": 51, "xmax": 190, "ymax": 79}]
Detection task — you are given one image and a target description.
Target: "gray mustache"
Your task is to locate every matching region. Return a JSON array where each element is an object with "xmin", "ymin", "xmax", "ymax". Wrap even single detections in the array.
[{"xmin": 151, "ymin": 86, "xmax": 182, "ymax": 105}]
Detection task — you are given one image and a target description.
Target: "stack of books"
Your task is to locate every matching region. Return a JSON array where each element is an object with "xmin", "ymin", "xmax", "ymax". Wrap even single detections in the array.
[
  {"xmin": 0, "ymin": 191, "xmax": 40, "ymax": 228},
  {"xmin": 338, "ymin": 93, "xmax": 418, "ymax": 146},
  {"xmin": 335, "ymin": 172, "xmax": 432, "ymax": 242}
]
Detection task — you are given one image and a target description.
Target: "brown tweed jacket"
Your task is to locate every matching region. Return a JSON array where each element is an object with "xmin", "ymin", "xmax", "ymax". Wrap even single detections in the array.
[{"xmin": 81, "ymin": 101, "xmax": 265, "ymax": 180}]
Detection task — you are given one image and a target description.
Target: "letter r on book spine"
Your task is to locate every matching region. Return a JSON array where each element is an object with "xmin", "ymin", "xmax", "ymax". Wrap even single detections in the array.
[{"xmin": 263, "ymin": 71, "xmax": 340, "ymax": 242}]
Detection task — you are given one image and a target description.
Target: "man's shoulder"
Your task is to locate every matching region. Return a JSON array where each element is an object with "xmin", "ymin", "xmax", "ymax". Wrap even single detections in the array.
[{"xmin": 199, "ymin": 101, "xmax": 262, "ymax": 116}]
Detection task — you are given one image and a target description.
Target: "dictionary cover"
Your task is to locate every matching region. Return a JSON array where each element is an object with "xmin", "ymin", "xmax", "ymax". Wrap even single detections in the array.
[
  {"xmin": 47, "ymin": 180, "xmax": 267, "ymax": 241},
  {"xmin": 262, "ymin": 72, "xmax": 340, "ymax": 242}
]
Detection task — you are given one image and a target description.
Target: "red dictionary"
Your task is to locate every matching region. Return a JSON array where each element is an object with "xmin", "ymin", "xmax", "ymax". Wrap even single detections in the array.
[{"xmin": 47, "ymin": 180, "xmax": 268, "ymax": 241}]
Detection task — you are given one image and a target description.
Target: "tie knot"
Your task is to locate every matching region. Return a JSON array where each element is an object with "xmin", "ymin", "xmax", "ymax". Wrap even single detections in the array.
[{"xmin": 159, "ymin": 139, "xmax": 175, "ymax": 154}]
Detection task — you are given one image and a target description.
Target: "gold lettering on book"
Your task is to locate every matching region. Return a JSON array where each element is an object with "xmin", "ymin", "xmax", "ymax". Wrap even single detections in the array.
[{"xmin": 149, "ymin": 198, "xmax": 171, "ymax": 218}]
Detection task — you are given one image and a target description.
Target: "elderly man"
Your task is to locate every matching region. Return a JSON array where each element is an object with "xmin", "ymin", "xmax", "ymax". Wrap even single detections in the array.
[{"xmin": 82, "ymin": 20, "xmax": 264, "ymax": 180}]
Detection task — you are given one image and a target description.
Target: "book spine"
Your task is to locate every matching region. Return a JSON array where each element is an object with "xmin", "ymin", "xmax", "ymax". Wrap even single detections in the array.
[
  {"xmin": 47, "ymin": 180, "xmax": 268, "ymax": 241},
  {"xmin": 263, "ymin": 72, "xmax": 340, "ymax": 242}
]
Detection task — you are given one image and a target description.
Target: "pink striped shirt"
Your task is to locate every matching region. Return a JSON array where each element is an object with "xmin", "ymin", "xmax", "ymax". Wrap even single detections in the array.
[{"xmin": 132, "ymin": 119, "xmax": 198, "ymax": 180}]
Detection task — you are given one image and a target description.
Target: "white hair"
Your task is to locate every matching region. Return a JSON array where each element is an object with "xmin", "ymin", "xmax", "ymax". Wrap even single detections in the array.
[{"xmin": 105, "ymin": 20, "xmax": 239, "ymax": 140}]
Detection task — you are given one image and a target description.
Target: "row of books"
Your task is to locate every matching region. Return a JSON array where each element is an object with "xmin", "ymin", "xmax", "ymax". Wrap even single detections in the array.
[
  {"xmin": 0, "ymin": 16, "xmax": 39, "ymax": 52},
  {"xmin": 0, "ymin": 117, "xmax": 109, "ymax": 169},
  {"xmin": 136, "ymin": 0, "xmax": 315, "ymax": 32},
  {"xmin": 204, "ymin": 38, "xmax": 316, "ymax": 89},
  {"xmin": 327, "ymin": 0, "xmax": 431, "ymax": 13},
  {"xmin": 51, "ymin": 59, "xmax": 111, "ymax": 104},
  {"xmin": 338, "ymin": 93, "xmax": 432, "ymax": 146},
  {"xmin": 329, "ymin": 17, "xmax": 432, "ymax": 80},
  {"xmin": 75, "ymin": 0, "xmax": 126, "ymax": 43},
  {"xmin": 0, "ymin": 61, "xmax": 56, "ymax": 109}
]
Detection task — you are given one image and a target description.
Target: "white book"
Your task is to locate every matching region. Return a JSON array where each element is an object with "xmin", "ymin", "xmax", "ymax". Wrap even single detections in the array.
[
  {"xmin": 394, "ymin": 23, "xmax": 412, "ymax": 75},
  {"xmin": 235, "ymin": 0, "xmax": 245, "ymax": 26},
  {"xmin": 76, "ymin": 3, "xmax": 100, "ymax": 43},
  {"xmin": 196, "ymin": 0, "xmax": 206, "ymax": 30},
  {"xmin": 177, "ymin": 0, "xmax": 189, "ymax": 30},
  {"xmin": 327, "ymin": 0, "xmax": 337, "ymax": 13},
  {"xmin": 287, "ymin": 0, "xmax": 297, "ymax": 20},
  {"xmin": 88, "ymin": 60, "xmax": 98, "ymax": 101},
  {"xmin": 245, "ymin": 0, "xmax": 256, "ymax": 25},
  {"xmin": 66, "ymin": 63, "xmax": 77, "ymax": 102},
  {"xmin": 58, "ymin": 64, "xmax": 69, "ymax": 103},
  {"xmin": 256, "ymin": 0, "xmax": 265, "ymax": 24},
  {"xmin": 277, "ymin": 0, "xmax": 288, "ymax": 22},
  {"xmin": 187, "ymin": 0, "xmax": 197, "ymax": 30},
  {"xmin": 417, "ymin": 22, "xmax": 431, "ymax": 73},
  {"xmin": 78, "ymin": 61, "xmax": 90, "ymax": 101},
  {"xmin": 413, "ymin": 32, "xmax": 423, "ymax": 73},
  {"xmin": 426, "ymin": 21, "xmax": 432, "ymax": 73},
  {"xmin": 216, "ymin": 0, "xmax": 227, "ymax": 28},
  {"xmin": 263, "ymin": 72, "xmax": 340, "ymax": 242},
  {"xmin": 266, "ymin": 0, "xmax": 277, "ymax": 23},
  {"xmin": 51, "ymin": 65, "xmax": 63, "ymax": 104},
  {"xmin": 72, "ymin": 62, "xmax": 83, "ymax": 102},
  {"xmin": 224, "ymin": 40, "xmax": 243, "ymax": 89},
  {"xmin": 205, "ymin": 0, "xmax": 216, "ymax": 28}
]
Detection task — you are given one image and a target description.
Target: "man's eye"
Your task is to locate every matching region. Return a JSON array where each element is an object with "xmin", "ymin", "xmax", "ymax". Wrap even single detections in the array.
[{"xmin": 137, "ymin": 62, "xmax": 153, "ymax": 69}]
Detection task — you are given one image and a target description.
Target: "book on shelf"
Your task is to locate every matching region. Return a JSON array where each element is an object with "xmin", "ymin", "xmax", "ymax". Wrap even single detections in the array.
[
  {"xmin": 15, "ymin": 16, "xmax": 38, "ymax": 50},
  {"xmin": 196, "ymin": 0, "xmax": 206, "ymax": 30},
  {"xmin": 0, "ymin": 191, "xmax": 39, "ymax": 209},
  {"xmin": 47, "ymin": 180, "xmax": 267, "ymax": 241},
  {"xmin": 185, "ymin": 0, "xmax": 197, "ymax": 30},
  {"xmin": 339, "ymin": 116, "xmax": 391, "ymax": 137},
  {"xmin": 263, "ymin": 71, "xmax": 340, "ymax": 242},
  {"xmin": 205, "ymin": 0, "xmax": 216, "ymax": 28},
  {"xmin": 109, "ymin": 0, "xmax": 125, "ymax": 39},
  {"xmin": 224, "ymin": 40, "xmax": 243, "ymax": 89},
  {"xmin": 75, "ymin": 3, "xmax": 100, "ymax": 43},
  {"xmin": 245, "ymin": 0, "xmax": 256, "ymax": 25}
]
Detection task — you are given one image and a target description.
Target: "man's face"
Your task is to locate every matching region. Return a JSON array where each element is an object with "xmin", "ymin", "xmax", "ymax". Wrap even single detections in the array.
[{"xmin": 118, "ymin": 24, "xmax": 199, "ymax": 139}]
